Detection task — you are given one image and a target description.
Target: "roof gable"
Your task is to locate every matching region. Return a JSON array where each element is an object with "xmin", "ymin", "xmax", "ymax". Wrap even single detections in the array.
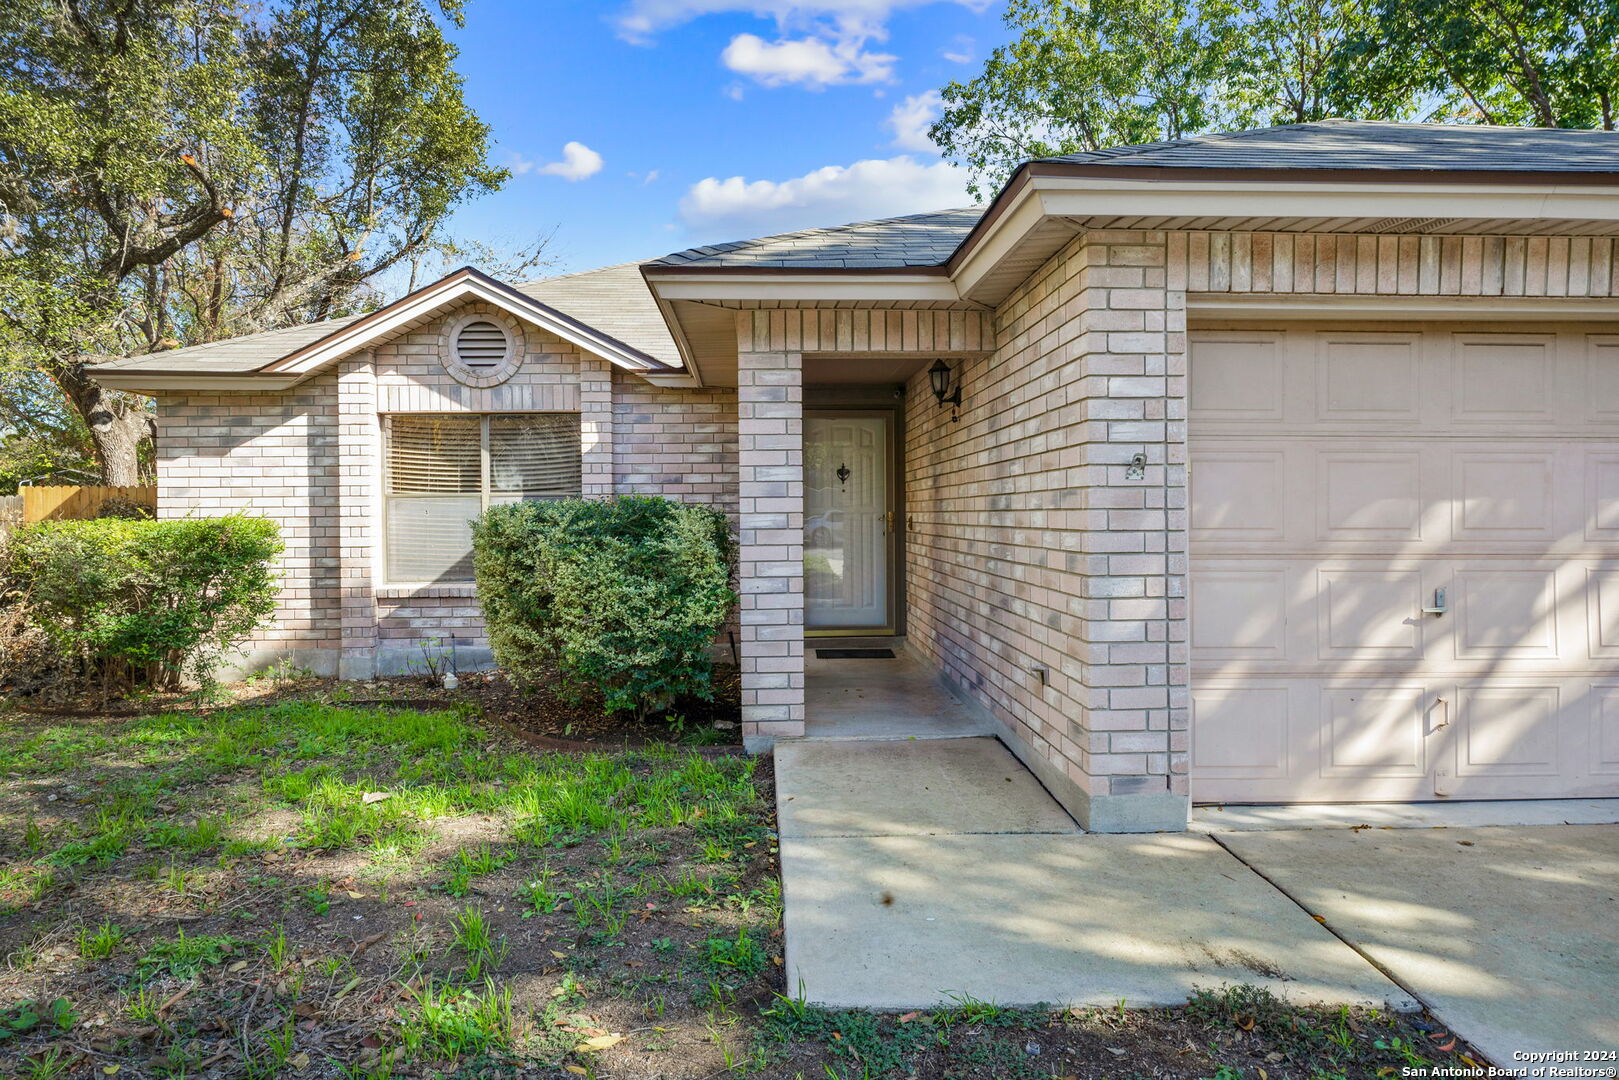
[{"xmin": 262, "ymin": 267, "xmax": 673, "ymax": 376}]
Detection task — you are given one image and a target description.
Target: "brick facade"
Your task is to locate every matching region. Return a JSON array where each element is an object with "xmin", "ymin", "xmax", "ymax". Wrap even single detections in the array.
[
  {"xmin": 157, "ymin": 303, "xmax": 739, "ymax": 678},
  {"xmin": 152, "ymin": 228, "xmax": 1611, "ymax": 828}
]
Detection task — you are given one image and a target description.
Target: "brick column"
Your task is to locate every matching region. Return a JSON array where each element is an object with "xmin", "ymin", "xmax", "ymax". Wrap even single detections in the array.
[
  {"xmin": 736, "ymin": 338, "xmax": 805, "ymax": 750},
  {"xmin": 580, "ymin": 353, "xmax": 614, "ymax": 498},
  {"xmin": 1071, "ymin": 231, "xmax": 1189, "ymax": 831},
  {"xmin": 337, "ymin": 352, "xmax": 380, "ymax": 680}
]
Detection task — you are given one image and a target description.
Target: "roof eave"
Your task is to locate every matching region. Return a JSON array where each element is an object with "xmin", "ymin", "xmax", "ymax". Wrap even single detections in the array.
[{"xmin": 949, "ymin": 167, "xmax": 1619, "ymax": 304}]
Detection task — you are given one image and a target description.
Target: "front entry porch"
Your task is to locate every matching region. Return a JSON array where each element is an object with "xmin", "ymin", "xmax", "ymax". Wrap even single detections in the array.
[{"xmin": 803, "ymin": 637, "xmax": 994, "ymax": 740}]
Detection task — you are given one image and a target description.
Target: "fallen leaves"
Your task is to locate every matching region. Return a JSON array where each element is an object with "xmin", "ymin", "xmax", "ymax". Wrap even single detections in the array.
[{"xmin": 576, "ymin": 1034, "xmax": 623, "ymax": 1052}]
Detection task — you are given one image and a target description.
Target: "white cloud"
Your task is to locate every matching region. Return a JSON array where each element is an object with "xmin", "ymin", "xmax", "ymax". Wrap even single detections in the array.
[
  {"xmin": 887, "ymin": 90, "xmax": 942, "ymax": 151},
  {"xmin": 721, "ymin": 31, "xmax": 894, "ymax": 87},
  {"xmin": 679, "ymin": 154, "xmax": 970, "ymax": 238},
  {"xmin": 941, "ymin": 34, "xmax": 973, "ymax": 63},
  {"xmin": 616, "ymin": 1, "xmax": 988, "ymax": 43},
  {"xmin": 537, "ymin": 141, "xmax": 604, "ymax": 182}
]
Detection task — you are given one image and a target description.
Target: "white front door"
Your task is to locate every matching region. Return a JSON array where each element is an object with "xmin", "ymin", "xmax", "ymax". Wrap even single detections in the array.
[{"xmin": 806, "ymin": 413, "xmax": 891, "ymax": 630}]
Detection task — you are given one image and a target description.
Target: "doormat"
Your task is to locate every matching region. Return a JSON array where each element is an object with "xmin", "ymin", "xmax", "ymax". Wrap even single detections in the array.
[{"xmin": 815, "ymin": 648, "xmax": 896, "ymax": 659}]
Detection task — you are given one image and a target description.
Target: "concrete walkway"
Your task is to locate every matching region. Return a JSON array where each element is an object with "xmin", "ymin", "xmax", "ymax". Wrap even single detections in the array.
[
  {"xmin": 804, "ymin": 647, "xmax": 993, "ymax": 740},
  {"xmin": 777, "ymin": 738, "xmax": 1415, "ymax": 1011},
  {"xmin": 1219, "ymin": 825, "xmax": 1619, "ymax": 1063}
]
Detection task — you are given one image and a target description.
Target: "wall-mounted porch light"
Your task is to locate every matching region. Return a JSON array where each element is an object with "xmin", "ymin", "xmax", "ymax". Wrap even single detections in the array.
[{"xmin": 928, "ymin": 359, "xmax": 962, "ymax": 422}]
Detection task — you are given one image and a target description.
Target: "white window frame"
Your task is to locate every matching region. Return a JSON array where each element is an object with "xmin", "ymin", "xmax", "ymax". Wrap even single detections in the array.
[{"xmin": 381, "ymin": 412, "xmax": 581, "ymax": 585}]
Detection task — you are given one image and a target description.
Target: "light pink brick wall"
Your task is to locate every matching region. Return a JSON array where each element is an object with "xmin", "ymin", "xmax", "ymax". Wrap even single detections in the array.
[
  {"xmin": 611, "ymin": 371, "xmax": 739, "ymax": 518},
  {"xmin": 154, "ymin": 374, "xmax": 343, "ymax": 670},
  {"xmin": 904, "ymin": 230, "xmax": 1189, "ymax": 831},
  {"xmin": 155, "ymin": 302, "xmax": 746, "ymax": 675}
]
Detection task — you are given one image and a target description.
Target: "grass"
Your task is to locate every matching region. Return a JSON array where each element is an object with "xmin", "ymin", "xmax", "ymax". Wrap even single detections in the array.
[{"xmin": 0, "ymin": 698, "xmax": 1476, "ymax": 1079}]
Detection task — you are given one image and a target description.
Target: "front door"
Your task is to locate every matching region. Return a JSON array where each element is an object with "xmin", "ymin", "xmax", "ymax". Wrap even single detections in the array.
[{"xmin": 805, "ymin": 412, "xmax": 893, "ymax": 631}]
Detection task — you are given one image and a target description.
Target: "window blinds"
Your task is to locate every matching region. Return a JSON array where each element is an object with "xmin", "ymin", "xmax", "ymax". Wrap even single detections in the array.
[
  {"xmin": 384, "ymin": 413, "xmax": 581, "ymax": 583},
  {"xmin": 490, "ymin": 414, "xmax": 581, "ymax": 496}
]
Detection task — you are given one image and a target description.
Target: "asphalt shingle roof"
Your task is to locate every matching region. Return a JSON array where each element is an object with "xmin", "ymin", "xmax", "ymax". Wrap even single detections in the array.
[
  {"xmin": 652, "ymin": 207, "xmax": 985, "ymax": 270},
  {"xmin": 91, "ymin": 262, "xmax": 679, "ymax": 375},
  {"xmin": 1040, "ymin": 119, "xmax": 1619, "ymax": 173}
]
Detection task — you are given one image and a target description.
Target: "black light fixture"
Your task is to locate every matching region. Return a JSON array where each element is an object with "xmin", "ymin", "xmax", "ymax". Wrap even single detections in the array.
[{"xmin": 928, "ymin": 358, "xmax": 962, "ymax": 421}]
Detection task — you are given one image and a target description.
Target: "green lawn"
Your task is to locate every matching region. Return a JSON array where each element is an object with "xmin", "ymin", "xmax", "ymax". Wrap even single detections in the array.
[{"xmin": 0, "ymin": 701, "xmax": 1479, "ymax": 1079}]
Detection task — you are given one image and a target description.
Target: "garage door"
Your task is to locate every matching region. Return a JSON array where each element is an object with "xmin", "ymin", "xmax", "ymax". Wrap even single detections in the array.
[{"xmin": 1189, "ymin": 324, "xmax": 1619, "ymax": 803}]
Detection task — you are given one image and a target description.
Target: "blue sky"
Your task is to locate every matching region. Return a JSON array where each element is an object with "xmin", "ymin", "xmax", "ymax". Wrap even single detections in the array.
[{"xmin": 438, "ymin": 0, "xmax": 1007, "ymax": 275}]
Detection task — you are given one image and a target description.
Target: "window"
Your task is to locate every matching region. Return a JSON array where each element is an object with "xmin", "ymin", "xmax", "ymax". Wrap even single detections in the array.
[{"xmin": 384, "ymin": 413, "xmax": 581, "ymax": 583}]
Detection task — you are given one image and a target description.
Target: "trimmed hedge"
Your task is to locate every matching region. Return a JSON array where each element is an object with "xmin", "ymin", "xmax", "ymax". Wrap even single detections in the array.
[
  {"xmin": 472, "ymin": 496, "xmax": 736, "ymax": 721},
  {"xmin": 2, "ymin": 514, "xmax": 283, "ymax": 691}
]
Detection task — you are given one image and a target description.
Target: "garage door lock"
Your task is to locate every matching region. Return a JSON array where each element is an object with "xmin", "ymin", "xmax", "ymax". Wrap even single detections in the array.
[{"xmin": 1421, "ymin": 587, "xmax": 1448, "ymax": 616}]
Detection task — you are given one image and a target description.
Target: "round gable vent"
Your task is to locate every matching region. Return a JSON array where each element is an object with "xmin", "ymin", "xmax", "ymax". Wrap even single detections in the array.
[{"xmin": 454, "ymin": 320, "xmax": 509, "ymax": 369}]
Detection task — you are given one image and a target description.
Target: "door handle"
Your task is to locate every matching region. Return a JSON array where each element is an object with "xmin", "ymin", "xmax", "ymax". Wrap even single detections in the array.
[
  {"xmin": 1421, "ymin": 587, "xmax": 1448, "ymax": 616},
  {"xmin": 1432, "ymin": 697, "xmax": 1450, "ymax": 729}
]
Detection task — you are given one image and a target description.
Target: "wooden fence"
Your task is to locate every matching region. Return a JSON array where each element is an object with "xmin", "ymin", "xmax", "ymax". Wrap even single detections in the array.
[
  {"xmin": 0, "ymin": 494, "xmax": 20, "ymax": 536},
  {"xmin": 20, "ymin": 485, "xmax": 158, "ymax": 523}
]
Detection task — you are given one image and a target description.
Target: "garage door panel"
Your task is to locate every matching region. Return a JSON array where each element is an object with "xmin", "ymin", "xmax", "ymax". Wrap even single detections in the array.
[
  {"xmin": 1190, "ymin": 569, "xmax": 1289, "ymax": 661},
  {"xmin": 1316, "ymin": 450, "xmax": 1425, "ymax": 542},
  {"xmin": 1592, "ymin": 686, "xmax": 1619, "ymax": 776},
  {"xmin": 1581, "ymin": 336, "xmax": 1619, "ymax": 424},
  {"xmin": 1450, "ymin": 333, "xmax": 1556, "ymax": 425},
  {"xmin": 1583, "ymin": 452, "xmax": 1619, "ymax": 540},
  {"xmin": 1189, "ymin": 332, "xmax": 1286, "ymax": 422},
  {"xmin": 1451, "ymin": 568, "xmax": 1559, "ymax": 660},
  {"xmin": 1190, "ymin": 450, "xmax": 1287, "ymax": 542},
  {"xmin": 1447, "ymin": 683, "xmax": 1562, "ymax": 783},
  {"xmin": 1320, "ymin": 683, "xmax": 1431, "ymax": 779},
  {"xmin": 1316, "ymin": 333, "xmax": 1422, "ymax": 422},
  {"xmin": 1317, "ymin": 569, "xmax": 1426, "ymax": 659},
  {"xmin": 1190, "ymin": 683, "xmax": 1290, "ymax": 779},
  {"xmin": 1450, "ymin": 451, "xmax": 1557, "ymax": 542},
  {"xmin": 1584, "ymin": 569, "xmax": 1619, "ymax": 658}
]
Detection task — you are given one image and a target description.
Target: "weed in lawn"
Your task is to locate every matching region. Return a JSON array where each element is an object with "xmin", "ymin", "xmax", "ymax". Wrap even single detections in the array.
[
  {"xmin": 0, "ymin": 997, "xmax": 76, "ymax": 1041},
  {"xmin": 303, "ymin": 883, "xmax": 331, "ymax": 915},
  {"xmin": 136, "ymin": 929, "xmax": 240, "ymax": 981},
  {"xmin": 76, "ymin": 922, "xmax": 126, "ymax": 960},
  {"xmin": 20, "ymin": 814, "xmax": 44, "ymax": 854},
  {"xmin": 16, "ymin": 1046, "xmax": 71, "ymax": 1079},
  {"xmin": 398, "ymin": 977, "xmax": 514, "ymax": 1061},
  {"xmin": 155, "ymin": 857, "xmax": 197, "ymax": 895},
  {"xmin": 146, "ymin": 815, "xmax": 229, "ymax": 853},
  {"xmin": 517, "ymin": 867, "xmax": 569, "ymax": 916},
  {"xmin": 442, "ymin": 842, "xmax": 510, "ymax": 897},
  {"xmin": 704, "ymin": 927, "xmax": 766, "ymax": 979},
  {"xmin": 449, "ymin": 906, "xmax": 509, "ymax": 980},
  {"xmin": 264, "ymin": 925, "xmax": 290, "ymax": 971}
]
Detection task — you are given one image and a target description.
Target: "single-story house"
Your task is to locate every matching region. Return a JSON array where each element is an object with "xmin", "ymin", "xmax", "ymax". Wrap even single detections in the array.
[{"xmin": 91, "ymin": 120, "xmax": 1619, "ymax": 831}]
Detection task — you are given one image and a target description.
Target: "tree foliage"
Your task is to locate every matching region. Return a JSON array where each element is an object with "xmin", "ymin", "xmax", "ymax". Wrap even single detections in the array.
[
  {"xmin": 933, "ymin": 0, "xmax": 1617, "ymax": 196},
  {"xmin": 0, "ymin": 0, "xmax": 506, "ymax": 483}
]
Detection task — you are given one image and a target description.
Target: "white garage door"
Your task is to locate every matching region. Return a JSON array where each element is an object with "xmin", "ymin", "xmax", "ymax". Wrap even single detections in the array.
[{"xmin": 1189, "ymin": 323, "xmax": 1619, "ymax": 803}]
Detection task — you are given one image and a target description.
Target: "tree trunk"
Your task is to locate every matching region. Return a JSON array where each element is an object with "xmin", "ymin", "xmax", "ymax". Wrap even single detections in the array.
[{"xmin": 56, "ymin": 360, "xmax": 152, "ymax": 485}]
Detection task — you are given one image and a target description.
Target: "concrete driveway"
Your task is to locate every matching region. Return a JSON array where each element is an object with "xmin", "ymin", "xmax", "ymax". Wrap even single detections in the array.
[
  {"xmin": 777, "ymin": 738, "xmax": 1415, "ymax": 1012},
  {"xmin": 1216, "ymin": 825, "xmax": 1619, "ymax": 1066}
]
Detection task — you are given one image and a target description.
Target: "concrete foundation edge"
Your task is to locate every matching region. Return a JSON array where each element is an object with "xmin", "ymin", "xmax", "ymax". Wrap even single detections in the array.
[{"xmin": 938, "ymin": 670, "xmax": 1189, "ymax": 834}]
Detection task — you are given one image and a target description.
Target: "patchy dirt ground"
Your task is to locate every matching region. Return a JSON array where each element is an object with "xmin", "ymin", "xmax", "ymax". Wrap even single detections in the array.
[
  {"xmin": 0, "ymin": 701, "xmax": 1484, "ymax": 1079},
  {"xmin": 7, "ymin": 663, "xmax": 744, "ymax": 749}
]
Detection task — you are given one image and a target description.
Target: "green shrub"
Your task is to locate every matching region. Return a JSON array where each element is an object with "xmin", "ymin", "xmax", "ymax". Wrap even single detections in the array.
[
  {"xmin": 472, "ymin": 496, "xmax": 736, "ymax": 721},
  {"xmin": 2, "ymin": 514, "xmax": 282, "ymax": 691}
]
